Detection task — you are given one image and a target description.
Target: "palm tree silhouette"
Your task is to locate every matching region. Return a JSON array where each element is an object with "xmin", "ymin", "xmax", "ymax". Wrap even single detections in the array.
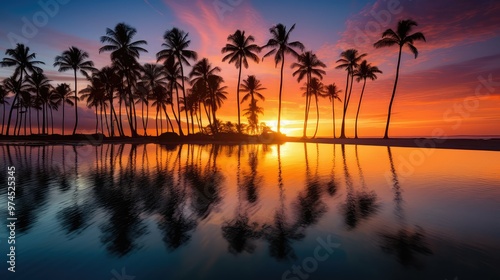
[
  {"xmin": 100, "ymin": 23, "xmax": 147, "ymax": 137},
  {"xmin": 54, "ymin": 46, "xmax": 96, "ymax": 135},
  {"xmin": 240, "ymin": 75, "xmax": 266, "ymax": 134},
  {"xmin": 190, "ymin": 58, "xmax": 223, "ymax": 133},
  {"xmin": 221, "ymin": 30, "xmax": 260, "ymax": 133},
  {"xmin": 0, "ymin": 44, "xmax": 44, "ymax": 136},
  {"xmin": 0, "ymin": 84, "xmax": 9, "ymax": 135},
  {"xmin": 336, "ymin": 49, "xmax": 366, "ymax": 138},
  {"xmin": 94, "ymin": 67, "xmax": 121, "ymax": 137},
  {"xmin": 3, "ymin": 76, "xmax": 30, "ymax": 135},
  {"xmin": 262, "ymin": 23, "xmax": 304, "ymax": 134},
  {"xmin": 25, "ymin": 72, "xmax": 51, "ymax": 134},
  {"xmin": 140, "ymin": 63, "xmax": 167, "ymax": 136},
  {"xmin": 163, "ymin": 56, "xmax": 184, "ymax": 134},
  {"xmin": 353, "ymin": 60, "xmax": 382, "ymax": 138},
  {"xmin": 323, "ymin": 83, "xmax": 342, "ymax": 138},
  {"xmin": 292, "ymin": 51, "xmax": 326, "ymax": 139},
  {"xmin": 374, "ymin": 19, "xmax": 426, "ymax": 139},
  {"xmin": 53, "ymin": 83, "xmax": 74, "ymax": 135},
  {"xmin": 157, "ymin": 27, "xmax": 198, "ymax": 135}
]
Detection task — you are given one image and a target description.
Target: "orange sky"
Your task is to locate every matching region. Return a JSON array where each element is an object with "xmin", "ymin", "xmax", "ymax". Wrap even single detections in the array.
[{"xmin": 0, "ymin": 0, "xmax": 499, "ymax": 137}]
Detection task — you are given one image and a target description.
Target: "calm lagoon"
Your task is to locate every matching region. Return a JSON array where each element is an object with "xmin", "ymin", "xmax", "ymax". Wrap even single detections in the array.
[{"xmin": 0, "ymin": 143, "xmax": 499, "ymax": 280}]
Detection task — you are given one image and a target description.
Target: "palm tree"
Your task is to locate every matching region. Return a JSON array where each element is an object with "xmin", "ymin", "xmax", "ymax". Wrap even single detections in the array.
[
  {"xmin": 244, "ymin": 99, "xmax": 264, "ymax": 135},
  {"xmin": 3, "ymin": 76, "xmax": 30, "ymax": 135},
  {"xmin": 240, "ymin": 75, "xmax": 266, "ymax": 104},
  {"xmin": 335, "ymin": 49, "xmax": 366, "ymax": 138},
  {"xmin": 0, "ymin": 84, "xmax": 9, "ymax": 135},
  {"xmin": 53, "ymin": 83, "xmax": 74, "ymax": 135},
  {"xmin": 0, "ymin": 44, "xmax": 44, "ymax": 136},
  {"xmin": 374, "ymin": 19, "xmax": 426, "ymax": 138},
  {"xmin": 95, "ymin": 66, "xmax": 121, "ymax": 137},
  {"xmin": 54, "ymin": 46, "xmax": 96, "ymax": 135},
  {"xmin": 157, "ymin": 27, "xmax": 198, "ymax": 135},
  {"xmin": 207, "ymin": 75, "xmax": 228, "ymax": 132},
  {"xmin": 323, "ymin": 83, "xmax": 342, "ymax": 138},
  {"xmin": 189, "ymin": 58, "xmax": 222, "ymax": 134},
  {"xmin": 262, "ymin": 23, "xmax": 304, "ymax": 134},
  {"xmin": 100, "ymin": 23, "xmax": 148, "ymax": 137},
  {"xmin": 26, "ymin": 72, "xmax": 51, "ymax": 134},
  {"xmin": 291, "ymin": 51, "xmax": 326, "ymax": 138},
  {"xmin": 221, "ymin": 30, "xmax": 260, "ymax": 133},
  {"xmin": 141, "ymin": 63, "xmax": 167, "ymax": 135},
  {"xmin": 307, "ymin": 78, "xmax": 325, "ymax": 139},
  {"xmin": 353, "ymin": 60, "xmax": 382, "ymax": 138},
  {"xmin": 163, "ymin": 56, "xmax": 185, "ymax": 135}
]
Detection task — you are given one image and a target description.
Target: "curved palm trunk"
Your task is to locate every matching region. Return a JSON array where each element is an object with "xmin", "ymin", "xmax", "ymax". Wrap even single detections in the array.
[
  {"xmin": 303, "ymin": 74, "xmax": 310, "ymax": 139},
  {"xmin": 178, "ymin": 57, "xmax": 189, "ymax": 135},
  {"xmin": 312, "ymin": 93, "xmax": 320, "ymax": 139},
  {"xmin": 109, "ymin": 93, "xmax": 114, "ymax": 137},
  {"xmin": 62, "ymin": 101, "xmax": 65, "ymax": 135},
  {"xmin": 144, "ymin": 100, "xmax": 150, "ymax": 136},
  {"xmin": 277, "ymin": 55, "xmax": 285, "ymax": 134},
  {"xmin": 169, "ymin": 101, "xmax": 179, "ymax": 132},
  {"xmin": 384, "ymin": 46, "xmax": 403, "ymax": 139},
  {"xmin": 2, "ymin": 102, "xmax": 5, "ymax": 135},
  {"xmin": 104, "ymin": 105, "xmax": 110, "ymax": 136},
  {"xmin": 95, "ymin": 105, "xmax": 98, "ymax": 134},
  {"xmin": 173, "ymin": 83, "xmax": 184, "ymax": 136},
  {"xmin": 100, "ymin": 105, "xmax": 104, "ymax": 134},
  {"xmin": 155, "ymin": 108, "xmax": 159, "ymax": 136},
  {"xmin": 332, "ymin": 99, "xmax": 336, "ymax": 138},
  {"xmin": 339, "ymin": 71, "xmax": 349, "ymax": 138},
  {"xmin": 5, "ymin": 71, "xmax": 24, "ymax": 136},
  {"xmin": 355, "ymin": 79, "xmax": 367, "ymax": 139},
  {"xmin": 72, "ymin": 69, "xmax": 78, "ymax": 135},
  {"xmin": 236, "ymin": 57, "xmax": 242, "ymax": 133},
  {"xmin": 165, "ymin": 109, "xmax": 174, "ymax": 132},
  {"xmin": 211, "ymin": 89, "xmax": 218, "ymax": 134},
  {"xmin": 29, "ymin": 107, "xmax": 33, "ymax": 135},
  {"xmin": 50, "ymin": 107, "xmax": 54, "ymax": 134}
]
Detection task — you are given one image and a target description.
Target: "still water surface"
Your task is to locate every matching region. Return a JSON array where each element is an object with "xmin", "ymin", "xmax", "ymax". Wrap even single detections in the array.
[{"xmin": 0, "ymin": 143, "xmax": 499, "ymax": 280}]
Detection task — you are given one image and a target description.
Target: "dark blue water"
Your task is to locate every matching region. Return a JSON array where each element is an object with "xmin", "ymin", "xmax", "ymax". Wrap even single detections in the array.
[{"xmin": 0, "ymin": 143, "xmax": 499, "ymax": 280}]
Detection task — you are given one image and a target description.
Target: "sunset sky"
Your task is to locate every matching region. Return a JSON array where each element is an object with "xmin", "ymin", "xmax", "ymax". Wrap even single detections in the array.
[{"xmin": 0, "ymin": 0, "xmax": 499, "ymax": 137}]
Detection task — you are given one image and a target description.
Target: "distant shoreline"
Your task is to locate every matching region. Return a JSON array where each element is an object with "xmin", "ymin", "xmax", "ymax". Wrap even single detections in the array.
[{"xmin": 0, "ymin": 134, "xmax": 499, "ymax": 151}]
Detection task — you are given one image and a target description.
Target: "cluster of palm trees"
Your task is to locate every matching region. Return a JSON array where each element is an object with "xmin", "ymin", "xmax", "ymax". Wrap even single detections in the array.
[{"xmin": 0, "ymin": 19, "xmax": 424, "ymax": 138}]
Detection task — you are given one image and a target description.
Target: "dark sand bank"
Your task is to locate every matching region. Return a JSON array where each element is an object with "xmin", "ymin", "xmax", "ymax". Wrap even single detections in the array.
[{"xmin": 0, "ymin": 134, "xmax": 499, "ymax": 151}]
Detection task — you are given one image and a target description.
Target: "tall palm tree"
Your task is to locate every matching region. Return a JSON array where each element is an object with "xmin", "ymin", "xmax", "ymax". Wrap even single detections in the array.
[
  {"xmin": 100, "ymin": 23, "xmax": 148, "ymax": 137},
  {"xmin": 335, "ymin": 49, "xmax": 366, "ymax": 138},
  {"xmin": 0, "ymin": 84, "xmax": 9, "ymax": 135},
  {"xmin": 374, "ymin": 19, "xmax": 426, "ymax": 138},
  {"xmin": 54, "ymin": 46, "xmax": 96, "ymax": 135},
  {"xmin": 291, "ymin": 51, "xmax": 326, "ymax": 138},
  {"xmin": 95, "ymin": 66, "xmax": 121, "ymax": 137},
  {"xmin": 26, "ymin": 72, "xmax": 51, "ymax": 134},
  {"xmin": 141, "ymin": 63, "xmax": 167, "ymax": 136},
  {"xmin": 3, "ymin": 76, "xmax": 30, "ymax": 135},
  {"xmin": 207, "ymin": 75, "xmax": 228, "ymax": 133},
  {"xmin": 262, "ymin": 23, "xmax": 304, "ymax": 134},
  {"xmin": 221, "ymin": 30, "xmax": 260, "ymax": 133},
  {"xmin": 53, "ymin": 83, "xmax": 75, "ymax": 135},
  {"xmin": 157, "ymin": 27, "xmax": 197, "ymax": 135},
  {"xmin": 163, "ymin": 57, "xmax": 184, "ymax": 135},
  {"xmin": 323, "ymin": 83, "xmax": 342, "ymax": 138},
  {"xmin": 307, "ymin": 78, "xmax": 325, "ymax": 139},
  {"xmin": 189, "ymin": 58, "xmax": 222, "ymax": 134},
  {"xmin": 353, "ymin": 60, "xmax": 382, "ymax": 138},
  {"xmin": 0, "ymin": 44, "xmax": 44, "ymax": 136}
]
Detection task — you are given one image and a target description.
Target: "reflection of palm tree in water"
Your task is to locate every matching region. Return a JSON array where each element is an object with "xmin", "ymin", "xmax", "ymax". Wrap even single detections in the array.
[
  {"xmin": 341, "ymin": 144, "xmax": 379, "ymax": 229},
  {"xmin": 326, "ymin": 144, "xmax": 338, "ymax": 196},
  {"xmin": 293, "ymin": 143, "xmax": 327, "ymax": 228},
  {"xmin": 264, "ymin": 145, "xmax": 304, "ymax": 261},
  {"xmin": 221, "ymin": 145, "xmax": 262, "ymax": 254},
  {"xmin": 380, "ymin": 147, "xmax": 432, "ymax": 267},
  {"xmin": 354, "ymin": 145, "xmax": 378, "ymax": 219}
]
